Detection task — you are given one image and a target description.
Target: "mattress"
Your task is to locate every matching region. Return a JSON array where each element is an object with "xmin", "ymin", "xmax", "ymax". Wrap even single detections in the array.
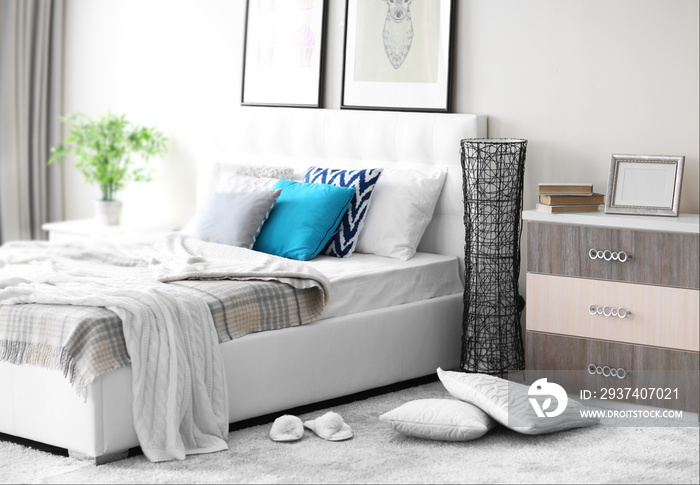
[
  {"xmin": 0, "ymin": 247, "xmax": 461, "ymax": 397},
  {"xmin": 306, "ymin": 252, "xmax": 464, "ymax": 319}
]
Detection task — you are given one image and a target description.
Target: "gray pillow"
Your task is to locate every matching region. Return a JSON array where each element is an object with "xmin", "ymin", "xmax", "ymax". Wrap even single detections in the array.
[{"xmin": 195, "ymin": 189, "xmax": 281, "ymax": 248}]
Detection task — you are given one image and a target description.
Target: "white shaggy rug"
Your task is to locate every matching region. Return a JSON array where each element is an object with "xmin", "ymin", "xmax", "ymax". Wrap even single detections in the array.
[{"xmin": 1, "ymin": 380, "xmax": 698, "ymax": 484}]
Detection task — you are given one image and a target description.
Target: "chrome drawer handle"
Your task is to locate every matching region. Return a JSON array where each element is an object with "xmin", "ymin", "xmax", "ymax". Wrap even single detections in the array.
[
  {"xmin": 589, "ymin": 248, "xmax": 629, "ymax": 262},
  {"xmin": 588, "ymin": 304, "xmax": 629, "ymax": 318},
  {"xmin": 588, "ymin": 363, "xmax": 627, "ymax": 379}
]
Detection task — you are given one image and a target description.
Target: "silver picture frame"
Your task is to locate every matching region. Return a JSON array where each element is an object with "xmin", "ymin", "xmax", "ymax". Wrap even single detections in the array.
[{"xmin": 604, "ymin": 154, "xmax": 685, "ymax": 216}]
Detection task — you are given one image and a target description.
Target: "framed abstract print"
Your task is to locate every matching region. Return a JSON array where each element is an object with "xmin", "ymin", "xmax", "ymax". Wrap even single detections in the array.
[
  {"xmin": 242, "ymin": 0, "xmax": 327, "ymax": 107},
  {"xmin": 341, "ymin": 0, "xmax": 454, "ymax": 112}
]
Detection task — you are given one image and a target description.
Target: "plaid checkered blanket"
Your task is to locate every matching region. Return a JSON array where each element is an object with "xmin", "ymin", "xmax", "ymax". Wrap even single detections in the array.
[
  {"xmin": 0, "ymin": 234, "xmax": 326, "ymax": 395},
  {"xmin": 0, "ymin": 233, "xmax": 329, "ymax": 461},
  {"xmin": 0, "ymin": 278, "xmax": 323, "ymax": 395}
]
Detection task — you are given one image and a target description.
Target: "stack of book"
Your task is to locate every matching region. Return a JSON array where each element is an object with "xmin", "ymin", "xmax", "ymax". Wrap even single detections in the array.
[{"xmin": 536, "ymin": 183, "xmax": 604, "ymax": 213}]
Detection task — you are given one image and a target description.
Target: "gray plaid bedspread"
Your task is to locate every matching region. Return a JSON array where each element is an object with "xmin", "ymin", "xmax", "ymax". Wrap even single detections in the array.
[{"xmin": 0, "ymin": 277, "xmax": 323, "ymax": 394}]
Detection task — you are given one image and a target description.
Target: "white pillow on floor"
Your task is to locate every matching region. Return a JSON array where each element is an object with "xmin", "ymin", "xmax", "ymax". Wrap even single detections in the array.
[
  {"xmin": 437, "ymin": 368, "xmax": 601, "ymax": 435},
  {"xmin": 380, "ymin": 398, "xmax": 497, "ymax": 441}
]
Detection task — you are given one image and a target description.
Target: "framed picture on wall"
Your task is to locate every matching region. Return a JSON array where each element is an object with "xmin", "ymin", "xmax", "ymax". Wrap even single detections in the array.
[
  {"xmin": 341, "ymin": 0, "xmax": 454, "ymax": 112},
  {"xmin": 604, "ymin": 154, "xmax": 685, "ymax": 216},
  {"xmin": 241, "ymin": 0, "xmax": 327, "ymax": 107}
]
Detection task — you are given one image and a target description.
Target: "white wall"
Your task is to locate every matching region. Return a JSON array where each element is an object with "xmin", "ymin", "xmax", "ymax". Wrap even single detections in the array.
[
  {"xmin": 62, "ymin": 0, "xmax": 245, "ymax": 226},
  {"xmin": 62, "ymin": 0, "xmax": 699, "ymax": 228}
]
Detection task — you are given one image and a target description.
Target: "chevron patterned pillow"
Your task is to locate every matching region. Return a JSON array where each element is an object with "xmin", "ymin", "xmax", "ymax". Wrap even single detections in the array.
[{"xmin": 304, "ymin": 166, "xmax": 383, "ymax": 258}]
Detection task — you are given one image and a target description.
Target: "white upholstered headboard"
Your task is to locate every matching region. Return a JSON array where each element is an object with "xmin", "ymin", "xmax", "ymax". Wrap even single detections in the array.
[{"xmin": 198, "ymin": 107, "xmax": 487, "ymax": 272}]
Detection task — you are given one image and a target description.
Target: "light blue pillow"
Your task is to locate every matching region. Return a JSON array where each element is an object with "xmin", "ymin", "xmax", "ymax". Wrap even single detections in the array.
[
  {"xmin": 304, "ymin": 167, "xmax": 383, "ymax": 258},
  {"xmin": 253, "ymin": 180, "xmax": 355, "ymax": 261},
  {"xmin": 195, "ymin": 189, "xmax": 281, "ymax": 249}
]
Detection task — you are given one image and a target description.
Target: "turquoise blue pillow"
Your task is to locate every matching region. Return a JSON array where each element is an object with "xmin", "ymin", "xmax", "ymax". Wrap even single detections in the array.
[{"xmin": 253, "ymin": 179, "xmax": 355, "ymax": 261}]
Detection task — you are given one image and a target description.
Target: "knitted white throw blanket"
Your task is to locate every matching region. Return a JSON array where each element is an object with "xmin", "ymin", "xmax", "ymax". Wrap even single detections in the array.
[{"xmin": 0, "ymin": 233, "xmax": 329, "ymax": 462}]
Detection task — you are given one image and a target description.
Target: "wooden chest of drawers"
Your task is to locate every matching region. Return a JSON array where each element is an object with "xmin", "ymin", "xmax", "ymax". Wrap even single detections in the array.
[{"xmin": 522, "ymin": 210, "xmax": 700, "ymax": 413}]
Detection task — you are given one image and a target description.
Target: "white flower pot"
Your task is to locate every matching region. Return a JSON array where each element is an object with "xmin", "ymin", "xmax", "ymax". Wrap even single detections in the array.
[{"xmin": 94, "ymin": 200, "xmax": 123, "ymax": 226}]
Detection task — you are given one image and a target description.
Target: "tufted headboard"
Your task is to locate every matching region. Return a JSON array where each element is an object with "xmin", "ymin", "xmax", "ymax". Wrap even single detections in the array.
[{"xmin": 197, "ymin": 107, "xmax": 487, "ymax": 274}]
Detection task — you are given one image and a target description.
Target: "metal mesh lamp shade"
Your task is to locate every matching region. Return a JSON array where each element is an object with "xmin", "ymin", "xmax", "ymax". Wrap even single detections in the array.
[{"xmin": 460, "ymin": 138, "xmax": 527, "ymax": 374}]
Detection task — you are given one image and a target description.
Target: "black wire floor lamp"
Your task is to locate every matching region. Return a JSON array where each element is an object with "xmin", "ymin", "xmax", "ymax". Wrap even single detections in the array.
[{"xmin": 460, "ymin": 138, "xmax": 527, "ymax": 374}]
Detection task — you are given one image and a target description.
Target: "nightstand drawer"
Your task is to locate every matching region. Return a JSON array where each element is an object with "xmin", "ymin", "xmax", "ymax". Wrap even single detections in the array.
[
  {"xmin": 526, "ymin": 331, "xmax": 699, "ymax": 413},
  {"xmin": 526, "ymin": 273, "xmax": 699, "ymax": 351},
  {"xmin": 527, "ymin": 222, "xmax": 699, "ymax": 289}
]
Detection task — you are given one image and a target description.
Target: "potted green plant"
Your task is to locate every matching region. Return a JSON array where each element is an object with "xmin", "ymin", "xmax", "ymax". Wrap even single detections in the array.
[{"xmin": 49, "ymin": 112, "xmax": 168, "ymax": 225}]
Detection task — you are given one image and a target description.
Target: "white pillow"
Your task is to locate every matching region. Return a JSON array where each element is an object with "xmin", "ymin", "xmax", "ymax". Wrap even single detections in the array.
[
  {"xmin": 355, "ymin": 166, "xmax": 447, "ymax": 260},
  {"xmin": 379, "ymin": 398, "xmax": 497, "ymax": 441},
  {"xmin": 437, "ymin": 368, "xmax": 600, "ymax": 435},
  {"xmin": 213, "ymin": 173, "xmax": 279, "ymax": 194},
  {"xmin": 208, "ymin": 163, "xmax": 294, "ymax": 194}
]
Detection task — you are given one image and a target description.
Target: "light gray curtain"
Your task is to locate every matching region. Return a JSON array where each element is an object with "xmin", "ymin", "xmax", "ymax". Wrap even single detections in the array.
[{"xmin": 0, "ymin": 0, "xmax": 64, "ymax": 243}]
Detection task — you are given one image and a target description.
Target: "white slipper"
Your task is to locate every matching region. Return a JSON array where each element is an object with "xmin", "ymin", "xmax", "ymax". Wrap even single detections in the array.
[
  {"xmin": 303, "ymin": 411, "xmax": 353, "ymax": 441},
  {"xmin": 269, "ymin": 415, "xmax": 304, "ymax": 442}
]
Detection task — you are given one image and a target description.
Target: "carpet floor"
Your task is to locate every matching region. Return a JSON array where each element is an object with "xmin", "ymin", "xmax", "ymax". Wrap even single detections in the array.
[{"xmin": 1, "ymin": 379, "xmax": 698, "ymax": 484}]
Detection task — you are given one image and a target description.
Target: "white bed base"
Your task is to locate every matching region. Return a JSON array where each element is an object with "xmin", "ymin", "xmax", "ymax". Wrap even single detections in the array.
[
  {"xmin": 1, "ymin": 294, "xmax": 462, "ymax": 461},
  {"xmin": 0, "ymin": 108, "xmax": 486, "ymax": 462}
]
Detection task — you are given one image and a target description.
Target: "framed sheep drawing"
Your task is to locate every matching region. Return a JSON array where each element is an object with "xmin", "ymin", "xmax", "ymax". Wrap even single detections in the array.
[{"xmin": 341, "ymin": 0, "xmax": 454, "ymax": 112}]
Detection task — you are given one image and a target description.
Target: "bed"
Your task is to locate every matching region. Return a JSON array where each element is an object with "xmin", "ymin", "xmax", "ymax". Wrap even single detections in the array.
[{"xmin": 0, "ymin": 107, "xmax": 486, "ymax": 464}]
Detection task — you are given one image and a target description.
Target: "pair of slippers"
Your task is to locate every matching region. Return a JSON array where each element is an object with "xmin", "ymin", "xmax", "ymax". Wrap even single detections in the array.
[{"xmin": 269, "ymin": 411, "xmax": 353, "ymax": 442}]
